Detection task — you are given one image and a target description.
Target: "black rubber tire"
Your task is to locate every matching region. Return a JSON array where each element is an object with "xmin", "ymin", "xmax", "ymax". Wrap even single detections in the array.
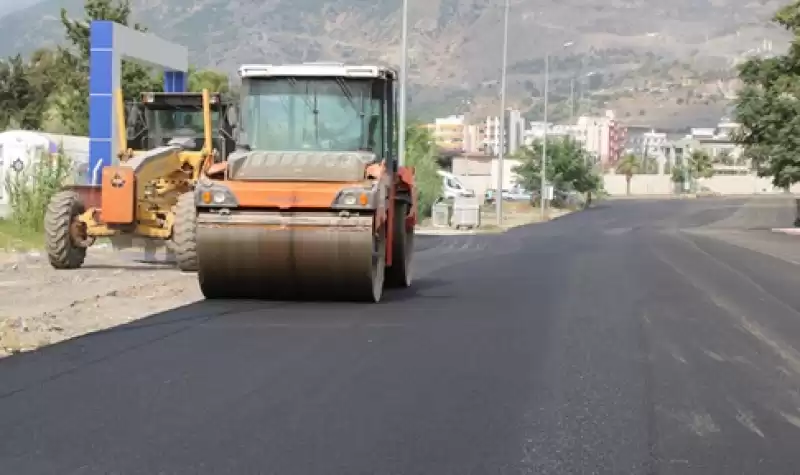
[
  {"xmin": 386, "ymin": 202, "xmax": 414, "ymax": 288},
  {"xmin": 171, "ymin": 192, "xmax": 199, "ymax": 272},
  {"xmin": 44, "ymin": 190, "xmax": 87, "ymax": 269},
  {"xmin": 367, "ymin": 225, "xmax": 387, "ymax": 302}
]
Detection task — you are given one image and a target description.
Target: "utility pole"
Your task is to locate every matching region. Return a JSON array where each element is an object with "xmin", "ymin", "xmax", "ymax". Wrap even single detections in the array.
[
  {"xmin": 397, "ymin": 0, "xmax": 409, "ymax": 167},
  {"xmin": 569, "ymin": 78, "xmax": 575, "ymax": 122},
  {"xmin": 496, "ymin": 0, "xmax": 510, "ymax": 226},
  {"xmin": 541, "ymin": 52, "xmax": 549, "ymax": 220}
]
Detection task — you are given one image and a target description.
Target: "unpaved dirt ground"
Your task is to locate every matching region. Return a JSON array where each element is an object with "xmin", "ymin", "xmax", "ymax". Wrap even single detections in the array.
[{"xmin": 0, "ymin": 246, "xmax": 202, "ymax": 356}]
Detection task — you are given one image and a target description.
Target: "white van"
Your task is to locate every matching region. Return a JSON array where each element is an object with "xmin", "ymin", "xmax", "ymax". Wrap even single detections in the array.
[{"xmin": 437, "ymin": 170, "xmax": 475, "ymax": 199}]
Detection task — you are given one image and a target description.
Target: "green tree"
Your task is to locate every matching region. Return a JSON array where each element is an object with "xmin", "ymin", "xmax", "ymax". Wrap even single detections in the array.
[
  {"xmin": 513, "ymin": 137, "xmax": 601, "ymax": 203},
  {"xmin": 689, "ymin": 149, "xmax": 714, "ymax": 179},
  {"xmin": 404, "ymin": 124, "xmax": 441, "ymax": 218},
  {"xmin": 188, "ymin": 68, "xmax": 230, "ymax": 93},
  {"xmin": 615, "ymin": 153, "xmax": 640, "ymax": 195},
  {"xmin": 0, "ymin": 53, "xmax": 54, "ymax": 130},
  {"xmin": 732, "ymin": 0, "xmax": 800, "ymax": 188},
  {"xmin": 56, "ymin": 0, "xmax": 163, "ymax": 134}
]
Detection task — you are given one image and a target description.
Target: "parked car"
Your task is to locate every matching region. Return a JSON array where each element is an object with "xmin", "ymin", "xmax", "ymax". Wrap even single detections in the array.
[
  {"xmin": 438, "ymin": 170, "xmax": 475, "ymax": 200},
  {"xmin": 485, "ymin": 185, "xmax": 533, "ymax": 204}
]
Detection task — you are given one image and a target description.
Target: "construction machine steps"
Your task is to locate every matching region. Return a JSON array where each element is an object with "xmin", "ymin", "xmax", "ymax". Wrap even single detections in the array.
[{"xmin": 192, "ymin": 62, "xmax": 418, "ymax": 302}]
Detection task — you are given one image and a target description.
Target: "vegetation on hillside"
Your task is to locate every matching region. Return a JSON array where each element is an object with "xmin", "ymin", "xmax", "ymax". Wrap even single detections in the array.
[{"xmin": 732, "ymin": 0, "xmax": 800, "ymax": 188}]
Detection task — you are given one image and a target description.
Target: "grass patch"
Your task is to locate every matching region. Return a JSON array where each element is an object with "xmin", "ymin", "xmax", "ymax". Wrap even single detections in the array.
[{"xmin": 0, "ymin": 219, "xmax": 43, "ymax": 251}]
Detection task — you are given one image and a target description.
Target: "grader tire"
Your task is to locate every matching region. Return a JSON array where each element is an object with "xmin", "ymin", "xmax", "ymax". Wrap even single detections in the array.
[
  {"xmin": 172, "ymin": 192, "xmax": 199, "ymax": 272},
  {"xmin": 44, "ymin": 190, "xmax": 87, "ymax": 269}
]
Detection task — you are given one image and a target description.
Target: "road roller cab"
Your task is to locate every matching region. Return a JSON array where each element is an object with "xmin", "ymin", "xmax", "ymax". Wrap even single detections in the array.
[{"xmin": 193, "ymin": 62, "xmax": 417, "ymax": 302}]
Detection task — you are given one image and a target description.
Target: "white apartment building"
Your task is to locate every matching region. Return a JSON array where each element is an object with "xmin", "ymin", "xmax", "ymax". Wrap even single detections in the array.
[
  {"xmin": 523, "ymin": 122, "xmax": 582, "ymax": 145},
  {"xmin": 480, "ymin": 109, "xmax": 526, "ymax": 156},
  {"xmin": 463, "ymin": 124, "xmax": 481, "ymax": 154},
  {"xmin": 574, "ymin": 110, "xmax": 616, "ymax": 163}
]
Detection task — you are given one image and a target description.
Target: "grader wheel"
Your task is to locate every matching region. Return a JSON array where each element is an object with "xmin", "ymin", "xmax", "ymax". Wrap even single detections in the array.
[
  {"xmin": 171, "ymin": 192, "xmax": 199, "ymax": 272},
  {"xmin": 44, "ymin": 190, "xmax": 88, "ymax": 269}
]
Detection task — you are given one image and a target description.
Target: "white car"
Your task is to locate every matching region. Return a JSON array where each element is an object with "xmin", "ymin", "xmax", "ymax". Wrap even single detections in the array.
[{"xmin": 438, "ymin": 170, "xmax": 475, "ymax": 199}]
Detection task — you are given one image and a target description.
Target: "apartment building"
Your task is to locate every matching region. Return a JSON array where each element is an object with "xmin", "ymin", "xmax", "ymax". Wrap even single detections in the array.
[
  {"xmin": 424, "ymin": 115, "xmax": 467, "ymax": 153},
  {"xmin": 570, "ymin": 111, "xmax": 627, "ymax": 166},
  {"xmin": 479, "ymin": 109, "xmax": 526, "ymax": 156}
]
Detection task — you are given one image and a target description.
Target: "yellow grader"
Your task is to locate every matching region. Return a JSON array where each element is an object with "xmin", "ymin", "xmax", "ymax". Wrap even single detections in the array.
[{"xmin": 44, "ymin": 89, "xmax": 234, "ymax": 271}]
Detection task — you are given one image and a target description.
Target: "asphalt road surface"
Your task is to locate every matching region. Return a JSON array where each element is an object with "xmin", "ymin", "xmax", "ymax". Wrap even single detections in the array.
[{"xmin": 4, "ymin": 196, "xmax": 800, "ymax": 474}]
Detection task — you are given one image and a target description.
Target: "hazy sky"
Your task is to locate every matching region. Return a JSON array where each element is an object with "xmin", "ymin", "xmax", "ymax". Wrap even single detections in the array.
[{"xmin": 0, "ymin": 0, "xmax": 41, "ymax": 17}]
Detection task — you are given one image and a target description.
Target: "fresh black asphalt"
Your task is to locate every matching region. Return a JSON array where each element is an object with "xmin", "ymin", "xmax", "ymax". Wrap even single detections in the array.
[{"xmin": 3, "ymin": 196, "xmax": 800, "ymax": 474}]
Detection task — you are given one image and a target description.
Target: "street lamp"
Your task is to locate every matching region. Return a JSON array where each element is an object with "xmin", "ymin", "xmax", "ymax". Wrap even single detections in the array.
[
  {"xmin": 495, "ymin": 0, "xmax": 510, "ymax": 226},
  {"xmin": 541, "ymin": 41, "xmax": 574, "ymax": 220},
  {"xmin": 397, "ymin": 0, "xmax": 409, "ymax": 167}
]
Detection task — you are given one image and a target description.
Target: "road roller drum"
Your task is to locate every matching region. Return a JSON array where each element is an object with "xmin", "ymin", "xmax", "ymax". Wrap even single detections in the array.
[{"xmin": 196, "ymin": 211, "xmax": 386, "ymax": 301}]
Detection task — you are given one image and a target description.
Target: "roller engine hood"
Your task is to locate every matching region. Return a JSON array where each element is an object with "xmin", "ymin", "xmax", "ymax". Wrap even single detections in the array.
[{"xmin": 226, "ymin": 150, "xmax": 377, "ymax": 182}]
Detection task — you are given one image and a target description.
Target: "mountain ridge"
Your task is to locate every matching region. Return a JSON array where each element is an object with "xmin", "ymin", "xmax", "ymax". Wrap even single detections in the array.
[{"xmin": 0, "ymin": 0, "xmax": 791, "ymax": 125}]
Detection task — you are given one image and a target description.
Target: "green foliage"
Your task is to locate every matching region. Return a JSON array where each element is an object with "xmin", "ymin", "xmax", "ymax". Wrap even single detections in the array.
[
  {"xmin": 0, "ymin": 51, "xmax": 62, "ymax": 130},
  {"xmin": 4, "ymin": 143, "xmax": 73, "ymax": 232},
  {"xmin": 671, "ymin": 165, "xmax": 687, "ymax": 185},
  {"xmin": 0, "ymin": 0, "xmax": 234, "ymax": 134},
  {"xmin": 732, "ymin": 0, "xmax": 800, "ymax": 188},
  {"xmin": 188, "ymin": 68, "xmax": 231, "ymax": 93},
  {"xmin": 512, "ymin": 137, "xmax": 602, "ymax": 197},
  {"xmin": 404, "ymin": 124, "xmax": 442, "ymax": 218},
  {"xmin": 616, "ymin": 153, "xmax": 639, "ymax": 195},
  {"xmin": 689, "ymin": 149, "xmax": 714, "ymax": 179}
]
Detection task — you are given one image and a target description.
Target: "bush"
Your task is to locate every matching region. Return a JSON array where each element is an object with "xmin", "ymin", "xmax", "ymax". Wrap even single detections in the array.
[
  {"xmin": 404, "ymin": 125, "xmax": 442, "ymax": 218},
  {"xmin": 4, "ymin": 143, "xmax": 73, "ymax": 232}
]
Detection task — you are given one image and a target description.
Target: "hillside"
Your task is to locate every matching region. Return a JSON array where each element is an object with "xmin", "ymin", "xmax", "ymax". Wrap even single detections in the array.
[{"xmin": 0, "ymin": 0, "xmax": 792, "ymax": 126}]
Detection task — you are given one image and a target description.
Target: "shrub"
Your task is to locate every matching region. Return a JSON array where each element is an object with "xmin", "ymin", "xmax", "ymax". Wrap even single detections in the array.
[{"xmin": 5, "ymin": 142, "xmax": 73, "ymax": 232}]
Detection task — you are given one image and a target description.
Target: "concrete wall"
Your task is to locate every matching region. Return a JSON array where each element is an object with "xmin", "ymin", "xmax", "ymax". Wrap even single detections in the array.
[
  {"xmin": 452, "ymin": 156, "xmax": 522, "ymax": 191},
  {"xmin": 603, "ymin": 174, "xmax": 800, "ymax": 195}
]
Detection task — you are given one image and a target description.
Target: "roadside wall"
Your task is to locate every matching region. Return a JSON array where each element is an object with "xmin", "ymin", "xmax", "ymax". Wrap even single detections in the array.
[{"xmin": 602, "ymin": 174, "xmax": 800, "ymax": 196}]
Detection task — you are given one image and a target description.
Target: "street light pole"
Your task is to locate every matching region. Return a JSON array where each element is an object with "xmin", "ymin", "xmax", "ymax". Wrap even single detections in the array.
[
  {"xmin": 569, "ymin": 78, "xmax": 574, "ymax": 121},
  {"xmin": 540, "ymin": 51, "xmax": 549, "ymax": 220},
  {"xmin": 495, "ymin": 0, "xmax": 510, "ymax": 226},
  {"xmin": 397, "ymin": 0, "xmax": 409, "ymax": 167}
]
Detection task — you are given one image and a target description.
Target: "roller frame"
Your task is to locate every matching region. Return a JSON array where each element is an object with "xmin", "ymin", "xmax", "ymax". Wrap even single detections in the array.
[{"xmin": 191, "ymin": 63, "xmax": 418, "ymax": 301}]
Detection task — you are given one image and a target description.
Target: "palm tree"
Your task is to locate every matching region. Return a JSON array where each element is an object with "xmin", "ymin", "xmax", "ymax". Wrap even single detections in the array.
[
  {"xmin": 616, "ymin": 153, "xmax": 640, "ymax": 195},
  {"xmin": 689, "ymin": 150, "xmax": 714, "ymax": 179}
]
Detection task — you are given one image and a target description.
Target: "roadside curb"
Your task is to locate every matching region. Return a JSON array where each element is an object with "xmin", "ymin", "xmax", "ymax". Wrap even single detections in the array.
[
  {"xmin": 771, "ymin": 228, "xmax": 800, "ymax": 236},
  {"xmin": 415, "ymin": 228, "xmax": 479, "ymax": 236}
]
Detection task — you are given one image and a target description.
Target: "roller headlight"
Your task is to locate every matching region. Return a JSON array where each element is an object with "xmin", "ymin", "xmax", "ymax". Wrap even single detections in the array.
[
  {"xmin": 196, "ymin": 184, "xmax": 239, "ymax": 208},
  {"xmin": 332, "ymin": 187, "xmax": 375, "ymax": 209},
  {"xmin": 342, "ymin": 193, "xmax": 358, "ymax": 206}
]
